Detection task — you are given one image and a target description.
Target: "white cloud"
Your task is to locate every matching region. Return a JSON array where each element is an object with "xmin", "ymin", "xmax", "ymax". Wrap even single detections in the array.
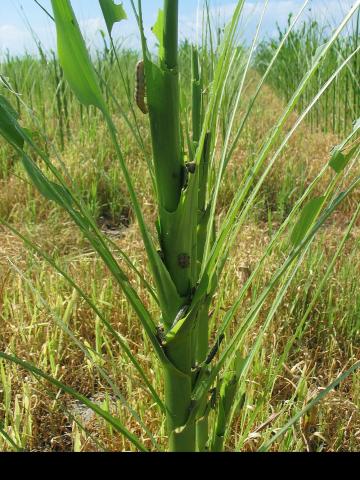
[
  {"xmin": 80, "ymin": 17, "xmax": 106, "ymax": 37},
  {"xmin": 0, "ymin": 24, "xmax": 32, "ymax": 55},
  {"xmin": 79, "ymin": 15, "xmax": 142, "ymax": 51}
]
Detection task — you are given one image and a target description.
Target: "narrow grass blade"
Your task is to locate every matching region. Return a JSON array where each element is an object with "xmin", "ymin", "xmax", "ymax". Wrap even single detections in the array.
[
  {"xmin": 201, "ymin": 42, "xmax": 360, "ymax": 294},
  {"xmin": 189, "ymin": 176, "xmax": 359, "ymax": 423},
  {"xmin": 0, "ymin": 352, "xmax": 148, "ymax": 452},
  {"xmin": 0, "ymin": 218, "xmax": 166, "ymax": 413},
  {"xmin": 258, "ymin": 362, "xmax": 360, "ymax": 451},
  {"xmin": 291, "ymin": 196, "xmax": 326, "ymax": 247},
  {"xmin": 0, "ymin": 424, "xmax": 23, "ymax": 452},
  {"xmin": 6, "ymin": 258, "xmax": 161, "ymax": 450}
]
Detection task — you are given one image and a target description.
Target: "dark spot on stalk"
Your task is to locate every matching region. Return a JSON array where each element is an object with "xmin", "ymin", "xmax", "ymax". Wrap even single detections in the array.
[
  {"xmin": 308, "ymin": 426, "xmax": 317, "ymax": 434},
  {"xmin": 181, "ymin": 166, "xmax": 188, "ymax": 189},
  {"xmin": 178, "ymin": 253, "xmax": 190, "ymax": 269},
  {"xmin": 157, "ymin": 249, "xmax": 165, "ymax": 262},
  {"xmin": 186, "ymin": 162, "xmax": 196, "ymax": 174},
  {"xmin": 190, "ymin": 284, "xmax": 197, "ymax": 298},
  {"xmin": 181, "ymin": 163, "xmax": 196, "ymax": 190}
]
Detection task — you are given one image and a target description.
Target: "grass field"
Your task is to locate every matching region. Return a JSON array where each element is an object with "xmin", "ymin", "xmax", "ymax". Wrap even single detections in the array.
[{"xmin": 0, "ymin": 1, "xmax": 359, "ymax": 452}]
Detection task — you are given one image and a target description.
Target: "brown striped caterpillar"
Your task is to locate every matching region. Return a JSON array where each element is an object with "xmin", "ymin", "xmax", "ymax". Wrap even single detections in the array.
[{"xmin": 135, "ymin": 60, "xmax": 148, "ymax": 114}]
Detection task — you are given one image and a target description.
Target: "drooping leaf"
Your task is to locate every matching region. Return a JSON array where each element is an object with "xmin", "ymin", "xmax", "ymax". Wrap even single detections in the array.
[
  {"xmin": 291, "ymin": 196, "xmax": 325, "ymax": 247},
  {"xmin": 0, "ymin": 93, "xmax": 74, "ymax": 212},
  {"xmin": 21, "ymin": 154, "xmax": 73, "ymax": 208},
  {"xmin": 0, "ymin": 351, "xmax": 147, "ymax": 452},
  {"xmin": 99, "ymin": 0, "xmax": 127, "ymax": 36},
  {"xmin": 51, "ymin": 0, "xmax": 105, "ymax": 110},
  {"xmin": 0, "ymin": 95, "xmax": 24, "ymax": 149}
]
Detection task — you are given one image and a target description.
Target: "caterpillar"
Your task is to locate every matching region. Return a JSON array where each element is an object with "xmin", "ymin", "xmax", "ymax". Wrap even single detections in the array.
[{"xmin": 135, "ymin": 60, "xmax": 148, "ymax": 115}]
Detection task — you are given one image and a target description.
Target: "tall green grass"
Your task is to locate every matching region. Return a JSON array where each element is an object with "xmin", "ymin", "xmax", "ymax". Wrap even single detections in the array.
[{"xmin": 255, "ymin": 11, "xmax": 360, "ymax": 134}]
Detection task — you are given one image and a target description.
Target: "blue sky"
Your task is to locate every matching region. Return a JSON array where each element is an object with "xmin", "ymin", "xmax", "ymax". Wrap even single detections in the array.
[{"xmin": 0, "ymin": 0, "xmax": 356, "ymax": 59}]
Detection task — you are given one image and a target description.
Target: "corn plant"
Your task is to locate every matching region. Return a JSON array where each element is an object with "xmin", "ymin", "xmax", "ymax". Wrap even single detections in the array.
[{"xmin": 0, "ymin": 0, "xmax": 360, "ymax": 452}]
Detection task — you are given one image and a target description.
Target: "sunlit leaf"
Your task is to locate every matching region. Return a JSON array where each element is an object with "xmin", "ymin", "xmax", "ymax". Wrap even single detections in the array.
[
  {"xmin": 51, "ymin": 0, "xmax": 105, "ymax": 110},
  {"xmin": 0, "ymin": 95, "xmax": 24, "ymax": 149},
  {"xmin": 152, "ymin": 9, "xmax": 164, "ymax": 59},
  {"xmin": 99, "ymin": 0, "xmax": 127, "ymax": 36},
  {"xmin": 329, "ymin": 145, "xmax": 358, "ymax": 173},
  {"xmin": 291, "ymin": 196, "xmax": 325, "ymax": 247}
]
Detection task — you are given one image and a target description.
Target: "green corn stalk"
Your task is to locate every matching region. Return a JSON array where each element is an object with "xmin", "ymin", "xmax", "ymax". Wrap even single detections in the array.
[
  {"xmin": 0, "ymin": 0, "xmax": 359, "ymax": 453},
  {"xmin": 211, "ymin": 372, "xmax": 239, "ymax": 452}
]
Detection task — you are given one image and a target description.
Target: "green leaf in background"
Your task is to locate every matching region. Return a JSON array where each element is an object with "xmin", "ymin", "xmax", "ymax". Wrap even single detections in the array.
[
  {"xmin": 328, "ymin": 115, "xmax": 359, "ymax": 173},
  {"xmin": 51, "ymin": 0, "xmax": 105, "ymax": 110},
  {"xmin": 329, "ymin": 148, "xmax": 347, "ymax": 173},
  {"xmin": 312, "ymin": 41, "xmax": 328, "ymax": 65},
  {"xmin": 99, "ymin": 0, "xmax": 127, "ymax": 36},
  {"xmin": 329, "ymin": 145, "xmax": 358, "ymax": 173},
  {"xmin": 152, "ymin": 9, "xmax": 164, "ymax": 59},
  {"xmin": 291, "ymin": 196, "xmax": 325, "ymax": 247},
  {"xmin": 0, "ymin": 95, "xmax": 24, "ymax": 149}
]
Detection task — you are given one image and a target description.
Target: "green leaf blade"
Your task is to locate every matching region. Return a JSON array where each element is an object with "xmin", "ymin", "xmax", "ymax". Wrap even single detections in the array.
[
  {"xmin": 258, "ymin": 361, "xmax": 360, "ymax": 452},
  {"xmin": 51, "ymin": 0, "xmax": 105, "ymax": 110},
  {"xmin": 152, "ymin": 9, "xmax": 164, "ymax": 60},
  {"xmin": 291, "ymin": 196, "xmax": 325, "ymax": 247},
  {"xmin": 99, "ymin": 0, "xmax": 127, "ymax": 36},
  {"xmin": 0, "ymin": 95, "xmax": 24, "ymax": 150},
  {"xmin": 329, "ymin": 144, "xmax": 358, "ymax": 174}
]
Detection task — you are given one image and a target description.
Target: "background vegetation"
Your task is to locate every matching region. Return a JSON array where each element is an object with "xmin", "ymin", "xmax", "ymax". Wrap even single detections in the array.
[{"xmin": 0, "ymin": 1, "xmax": 359, "ymax": 451}]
